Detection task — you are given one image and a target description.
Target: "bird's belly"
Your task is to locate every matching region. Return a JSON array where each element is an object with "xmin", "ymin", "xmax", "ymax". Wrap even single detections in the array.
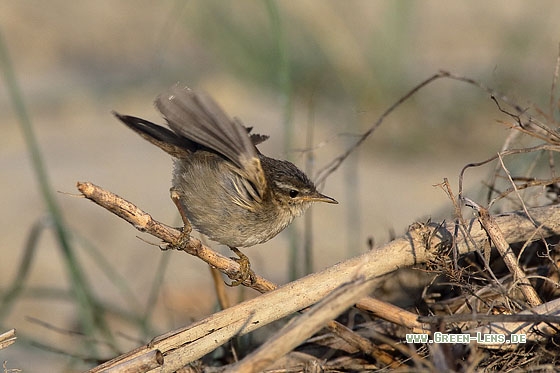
[
  {"xmin": 173, "ymin": 159, "xmax": 294, "ymax": 248},
  {"xmin": 184, "ymin": 197, "xmax": 293, "ymax": 247}
]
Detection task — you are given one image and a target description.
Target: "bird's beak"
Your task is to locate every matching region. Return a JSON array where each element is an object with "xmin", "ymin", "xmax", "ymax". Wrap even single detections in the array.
[{"xmin": 310, "ymin": 191, "xmax": 338, "ymax": 204}]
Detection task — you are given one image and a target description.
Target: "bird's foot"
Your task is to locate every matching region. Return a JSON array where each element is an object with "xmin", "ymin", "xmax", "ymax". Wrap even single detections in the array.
[
  {"xmin": 168, "ymin": 224, "xmax": 192, "ymax": 251},
  {"xmin": 227, "ymin": 247, "xmax": 253, "ymax": 286}
]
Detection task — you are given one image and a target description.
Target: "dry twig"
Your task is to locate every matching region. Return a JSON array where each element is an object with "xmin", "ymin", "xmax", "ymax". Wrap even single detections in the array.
[
  {"xmin": 0, "ymin": 329, "xmax": 16, "ymax": 350},
  {"xmin": 466, "ymin": 200, "xmax": 542, "ymax": 307},
  {"xmin": 76, "ymin": 181, "xmax": 276, "ymax": 294}
]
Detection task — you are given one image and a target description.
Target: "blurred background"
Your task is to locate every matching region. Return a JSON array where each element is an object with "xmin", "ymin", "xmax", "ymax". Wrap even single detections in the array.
[{"xmin": 1, "ymin": 1, "xmax": 560, "ymax": 370}]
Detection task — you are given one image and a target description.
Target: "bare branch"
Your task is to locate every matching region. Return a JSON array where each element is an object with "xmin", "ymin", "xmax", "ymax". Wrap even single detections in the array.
[{"xmin": 76, "ymin": 181, "xmax": 277, "ymax": 293}]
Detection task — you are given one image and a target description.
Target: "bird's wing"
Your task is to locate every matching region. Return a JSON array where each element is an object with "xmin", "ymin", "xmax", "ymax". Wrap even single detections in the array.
[{"xmin": 155, "ymin": 84, "xmax": 267, "ymax": 198}]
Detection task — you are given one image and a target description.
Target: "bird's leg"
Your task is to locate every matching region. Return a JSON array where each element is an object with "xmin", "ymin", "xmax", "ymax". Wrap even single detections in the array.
[
  {"xmin": 170, "ymin": 188, "xmax": 252, "ymax": 285},
  {"xmin": 170, "ymin": 188, "xmax": 192, "ymax": 250},
  {"xmin": 227, "ymin": 247, "xmax": 252, "ymax": 286}
]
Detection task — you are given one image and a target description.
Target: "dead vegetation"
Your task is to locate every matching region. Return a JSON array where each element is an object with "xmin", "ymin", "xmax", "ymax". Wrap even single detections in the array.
[{"xmin": 67, "ymin": 60, "xmax": 560, "ymax": 372}]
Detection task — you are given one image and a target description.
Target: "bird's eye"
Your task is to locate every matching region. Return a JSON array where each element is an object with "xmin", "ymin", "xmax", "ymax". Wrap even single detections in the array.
[{"xmin": 289, "ymin": 189, "xmax": 299, "ymax": 198}]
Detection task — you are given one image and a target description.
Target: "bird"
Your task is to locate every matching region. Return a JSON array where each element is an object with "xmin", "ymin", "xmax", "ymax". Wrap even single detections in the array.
[{"xmin": 114, "ymin": 85, "xmax": 337, "ymax": 284}]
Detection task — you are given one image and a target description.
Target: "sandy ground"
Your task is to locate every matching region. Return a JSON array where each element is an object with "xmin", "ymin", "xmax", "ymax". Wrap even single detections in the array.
[{"xmin": 1, "ymin": 1, "xmax": 559, "ymax": 370}]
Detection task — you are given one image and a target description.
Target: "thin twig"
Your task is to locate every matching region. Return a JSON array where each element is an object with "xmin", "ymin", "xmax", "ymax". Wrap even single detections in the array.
[
  {"xmin": 496, "ymin": 152, "xmax": 536, "ymax": 227},
  {"xmin": 315, "ymin": 72, "xmax": 447, "ymax": 185},
  {"xmin": 77, "ymin": 181, "xmax": 277, "ymax": 294},
  {"xmin": 466, "ymin": 200, "xmax": 542, "ymax": 307},
  {"xmin": 459, "ymin": 144, "xmax": 560, "ymax": 201}
]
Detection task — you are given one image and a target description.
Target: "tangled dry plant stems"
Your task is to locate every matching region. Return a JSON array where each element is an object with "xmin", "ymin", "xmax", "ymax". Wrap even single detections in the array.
[{"xmin": 78, "ymin": 181, "xmax": 560, "ymax": 372}]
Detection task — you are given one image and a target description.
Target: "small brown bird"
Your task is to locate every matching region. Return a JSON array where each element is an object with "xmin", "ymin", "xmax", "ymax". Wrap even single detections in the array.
[{"xmin": 114, "ymin": 85, "xmax": 337, "ymax": 283}]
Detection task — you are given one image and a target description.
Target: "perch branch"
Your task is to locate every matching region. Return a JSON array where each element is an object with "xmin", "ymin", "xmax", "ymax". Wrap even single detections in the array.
[{"xmin": 76, "ymin": 181, "xmax": 276, "ymax": 293}]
